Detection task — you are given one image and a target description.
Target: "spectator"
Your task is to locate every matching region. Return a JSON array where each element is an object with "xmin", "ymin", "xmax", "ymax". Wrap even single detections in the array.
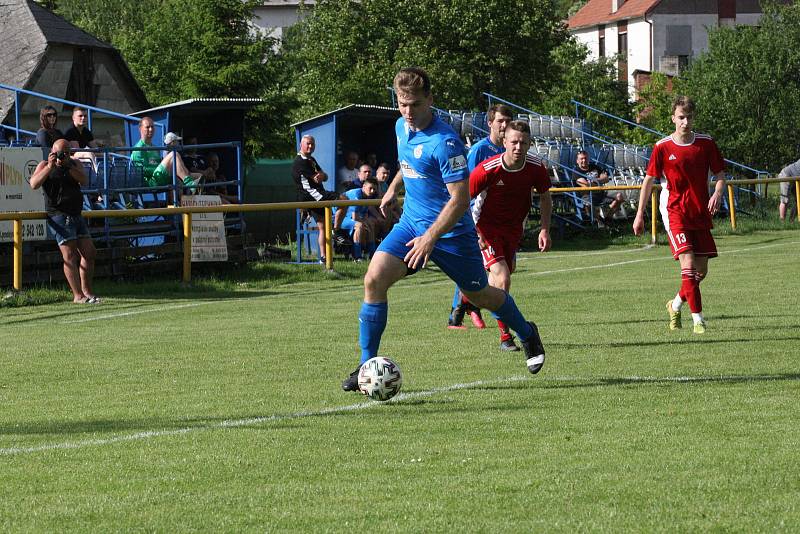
[
  {"xmin": 778, "ymin": 157, "xmax": 800, "ymax": 221},
  {"xmin": 36, "ymin": 105, "xmax": 64, "ymax": 159},
  {"xmin": 29, "ymin": 139, "xmax": 100, "ymax": 304},
  {"xmin": 130, "ymin": 119, "xmax": 205, "ymax": 193},
  {"xmin": 337, "ymin": 150, "xmax": 360, "ymax": 193},
  {"xmin": 351, "ymin": 163, "xmax": 372, "ymax": 190},
  {"xmin": 182, "ymin": 136, "xmax": 207, "ymax": 173},
  {"xmin": 64, "ymin": 107, "xmax": 100, "ymax": 169},
  {"xmin": 339, "ymin": 177, "xmax": 379, "ymax": 261},
  {"xmin": 371, "ymin": 162, "xmax": 400, "ymax": 237},
  {"xmin": 573, "ymin": 150, "xmax": 625, "ymax": 222},
  {"xmin": 292, "ymin": 134, "xmax": 346, "ymax": 265},
  {"xmin": 203, "ymin": 152, "xmax": 238, "ymax": 204},
  {"xmin": 365, "ymin": 152, "xmax": 379, "ymax": 175}
]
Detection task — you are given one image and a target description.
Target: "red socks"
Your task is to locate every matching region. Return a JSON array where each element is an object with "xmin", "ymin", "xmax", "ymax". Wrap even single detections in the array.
[{"xmin": 680, "ymin": 268, "xmax": 702, "ymax": 313}]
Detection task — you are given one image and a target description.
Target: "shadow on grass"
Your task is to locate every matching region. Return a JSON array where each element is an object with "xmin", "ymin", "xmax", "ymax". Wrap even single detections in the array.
[{"xmin": 536, "ymin": 372, "xmax": 800, "ymax": 391}]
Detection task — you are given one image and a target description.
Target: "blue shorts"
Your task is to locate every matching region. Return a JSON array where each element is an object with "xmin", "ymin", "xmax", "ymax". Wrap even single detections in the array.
[
  {"xmin": 377, "ymin": 217, "xmax": 488, "ymax": 291},
  {"xmin": 47, "ymin": 213, "xmax": 91, "ymax": 246}
]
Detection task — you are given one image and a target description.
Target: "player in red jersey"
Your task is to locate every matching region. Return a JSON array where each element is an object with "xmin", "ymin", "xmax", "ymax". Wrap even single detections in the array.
[
  {"xmin": 470, "ymin": 120, "xmax": 552, "ymax": 350},
  {"xmin": 633, "ymin": 96, "xmax": 726, "ymax": 334}
]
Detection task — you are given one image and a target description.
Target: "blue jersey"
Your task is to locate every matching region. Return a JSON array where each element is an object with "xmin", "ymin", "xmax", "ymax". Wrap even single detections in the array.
[
  {"xmin": 396, "ymin": 116, "xmax": 472, "ymax": 237},
  {"xmin": 338, "ymin": 187, "xmax": 370, "ymax": 231},
  {"xmin": 467, "ymin": 136, "xmax": 504, "ymax": 172}
]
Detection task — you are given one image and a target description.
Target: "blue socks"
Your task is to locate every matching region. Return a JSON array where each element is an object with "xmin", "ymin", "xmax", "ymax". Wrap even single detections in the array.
[
  {"xmin": 490, "ymin": 292, "xmax": 533, "ymax": 340},
  {"xmin": 353, "ymin": 243, "xmax": 363, "ymax": 260},
  {"xmin": 451, "ymin": 285, "xmax": 462, "ymax": 309},
  {"xmin": 359, "ymin": 301, "xmax": 388, "ymax": 363}
]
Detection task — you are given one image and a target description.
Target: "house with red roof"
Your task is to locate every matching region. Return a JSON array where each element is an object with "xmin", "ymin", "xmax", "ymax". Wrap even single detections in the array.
[{"xmin": 567, "ymin": 0, "xmax": 789, "ymax": 98}]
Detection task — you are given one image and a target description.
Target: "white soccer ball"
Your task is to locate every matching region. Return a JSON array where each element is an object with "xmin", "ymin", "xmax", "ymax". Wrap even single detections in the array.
[{"xmin": 358, "ymin": 357, "xmax": 403, "ymax": 401}]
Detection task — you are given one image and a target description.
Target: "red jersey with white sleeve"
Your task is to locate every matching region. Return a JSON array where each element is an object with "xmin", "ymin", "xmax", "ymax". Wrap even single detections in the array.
[
  {"xmin": 470, "ymin": 153, "xmax": 550, "ymax": 238},
  {"xmin": 647, "ymin": 133, "xmax": 725, "ymax": 231}
]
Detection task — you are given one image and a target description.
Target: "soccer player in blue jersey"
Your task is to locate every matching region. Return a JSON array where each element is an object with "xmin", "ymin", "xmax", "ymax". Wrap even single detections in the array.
[
  {"xmin": 342, "ymin": 68, "xmax": 546, "ymax": 392},
  {"xmin": 448, "ymin": 103, "xmax": 513, "ymax": 330}
]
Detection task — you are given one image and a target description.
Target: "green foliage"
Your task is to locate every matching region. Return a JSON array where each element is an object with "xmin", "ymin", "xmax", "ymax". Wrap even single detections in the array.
[
  {"xmin": 678, "ymin": 2, "xmax": 800, "ymax": 174},
  {"xmin": 539, "ymin": 38, "xmax": 632, "ymax": 141},
  {"xmin": 51, "ymin": 0, "xmax": 295, "ymax": 159},
  {"xmin": 284, "ymin": 0, "xmax": 567, "ymax": 121},
  {"xmin": 627, "ymin": 72, "xmax": 675, "ymax": 146}
]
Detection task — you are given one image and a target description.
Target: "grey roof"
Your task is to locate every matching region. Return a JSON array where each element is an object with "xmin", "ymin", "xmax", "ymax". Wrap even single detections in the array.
[
  {"xmin": 291, "ymin": 104, "xmax": 399, "ymax": 127},
  {"xmin": 28, "ymin": 1, "xmax": 112, "ymax": 49},
  {"xmin": 0, "ymin": 0, "xmax": 146, "ymax": 119},
  {"xmin": 134, "ymin": 98, "xmax": 265, "ymax": 115}
]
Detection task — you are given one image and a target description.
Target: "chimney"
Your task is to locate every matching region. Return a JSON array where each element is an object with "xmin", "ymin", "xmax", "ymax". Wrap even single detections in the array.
[{"xmin": 612, "ymin": 0, "xmax": 625, "ymax": 13}]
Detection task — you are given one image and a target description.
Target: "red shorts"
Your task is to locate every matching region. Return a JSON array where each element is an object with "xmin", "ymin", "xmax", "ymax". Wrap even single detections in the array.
[
  {"xmin": 666, "ymin": 227, "xmax": 717, "ymax": 260},
  {"xmin": 478, "ymin": 227, "xmax": 521, "ymax": 271}
]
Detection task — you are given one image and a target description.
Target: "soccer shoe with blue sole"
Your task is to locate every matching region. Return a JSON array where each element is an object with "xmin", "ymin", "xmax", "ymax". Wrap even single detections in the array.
[
  {"xmin": 520, "ymin": 322, "xmax": 545, "ymax": 374},
  {"xmin": 666, "ymin": 300, "xmax": 682, "ymax": 330},
  {"xmin": 341, "ymin": 366, "xmax": 361, "ymax": 392}
]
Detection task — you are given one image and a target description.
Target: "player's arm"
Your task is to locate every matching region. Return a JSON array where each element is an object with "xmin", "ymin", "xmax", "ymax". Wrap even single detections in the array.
[
  {"xmin": 538, "ymin": 191, "xmax": 552, "ymax": 252},
  {"xmin": 708, "ymin": 170, "xmax": 726, "ymax": 215},
  {"xmin": 632, "ymin": 174, "xmax": 656, "ymax": 236},
  {"xmin": 404, "ymin": 179, "xmax": 469, "ymax": 270}
]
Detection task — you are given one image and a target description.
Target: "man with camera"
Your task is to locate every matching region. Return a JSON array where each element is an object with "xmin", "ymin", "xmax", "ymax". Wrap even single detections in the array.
[{"xmin": 30, "ymin": 139, "xmax": 100, "ymax": 303}]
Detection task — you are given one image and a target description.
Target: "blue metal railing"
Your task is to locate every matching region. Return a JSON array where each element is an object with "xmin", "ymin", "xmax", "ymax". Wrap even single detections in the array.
[
  {"xmin": 571, "ymin": 99, "xmax": 769, "ymax": 179},
  {"xmin": 0, "ymin": 82, "xmax": 166, "ymax": 143}
]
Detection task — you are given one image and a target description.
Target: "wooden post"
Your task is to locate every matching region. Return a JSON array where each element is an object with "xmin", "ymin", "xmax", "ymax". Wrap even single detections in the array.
[
  {"xmin": 727, "ymin": 184, "xmax": 737, "ymax": 230},
  {"xmin": 650, "ymin": 189, "xmax": 658, "ymax": 244},
  {"xmin": 795, "ymin": 179, "xmax": 800, "ymax": 223},
  {"xmin": 13, "ymin": 219, "xmax": 22, "ymax": 291},
  {"xmin": 324, "ymin": 207, "xmax": 333, "ymax": 270},
  {"xmin": 183, "ymin": 212, "xmax": 192, "ymax": 283}
]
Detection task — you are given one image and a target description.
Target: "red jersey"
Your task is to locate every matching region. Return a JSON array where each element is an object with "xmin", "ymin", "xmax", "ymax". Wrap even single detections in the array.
[
  {"xmin": 647, "ymin": 133, "xmax": 725, "ymax": 230},
  {"xmin": 470, "ymin": 153, "xmax": 550, "ymax": 235}
]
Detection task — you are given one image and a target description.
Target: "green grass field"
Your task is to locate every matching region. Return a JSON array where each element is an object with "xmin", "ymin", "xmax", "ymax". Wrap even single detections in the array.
[{"xmin": 2, "ymin": 229, "xmax": 799, "ymax": 532}]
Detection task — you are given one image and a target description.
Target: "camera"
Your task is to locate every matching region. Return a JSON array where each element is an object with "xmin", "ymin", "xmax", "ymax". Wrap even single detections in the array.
[{"xmin": 55, "ymin": 150, "xmax": 69, "ymax": 161}]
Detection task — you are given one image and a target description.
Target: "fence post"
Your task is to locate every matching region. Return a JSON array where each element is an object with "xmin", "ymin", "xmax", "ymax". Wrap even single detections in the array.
[
  {"xmin": 796, "ymin": 179, "xmax": 800, "ymax": 223},
  {"xmin": 13, "ymin": 219, "xmax": 22, "ymax": 291},
  {"xmin": 324, "ymin": 207, "xmax": 333, "ymax": 270},
  {"xmin": 727, "ymin": 184, "xmax": 737, "ymax": 230},
  {"xmin": 183, "ymin": 212, "xmax": 192, "ymax": 283},
  {"xmin": 650, "ymin": 189, "xmax": 658, "ymax": 244}
]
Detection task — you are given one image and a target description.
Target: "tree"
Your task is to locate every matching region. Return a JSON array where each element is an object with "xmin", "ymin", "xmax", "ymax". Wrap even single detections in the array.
[
  {"xmin": 678, "ymin": 1, "xmax": 800, "ymax": 174},
  {"xmin": 284, "ymin": 0, "xmax": 568, "ymax": 121},
  {"xmin": 538, "ymin": 38, "xmax": 632, "ymax": 142},
  {"xmin": 51, "ymin": 0, "xmax": 294, "ymax": 158}
]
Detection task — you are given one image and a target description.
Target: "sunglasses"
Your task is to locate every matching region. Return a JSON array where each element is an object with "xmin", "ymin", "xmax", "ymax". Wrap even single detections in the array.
[{"xmin": 45, "ymin": 112, "xmax": 57, "ymax": 117}]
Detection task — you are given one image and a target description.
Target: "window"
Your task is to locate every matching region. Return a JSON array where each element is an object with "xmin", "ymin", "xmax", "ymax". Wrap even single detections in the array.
[
  {"xmin": 617, "ymin": 22, "xmax": 628, "ymax": 83},
  {"xmin": 598, "ymin": 25, "xmax": 605, "ymax": 58}
]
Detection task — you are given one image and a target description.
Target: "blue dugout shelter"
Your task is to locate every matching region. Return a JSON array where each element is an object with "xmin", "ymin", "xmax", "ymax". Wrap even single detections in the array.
[{"xmin": 291, "ymin": 104, "xmax": 401, "ymax": 189}]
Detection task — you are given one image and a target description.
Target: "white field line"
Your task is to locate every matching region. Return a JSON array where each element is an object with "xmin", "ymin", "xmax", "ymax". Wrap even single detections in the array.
[
  {"xmin": 1, "ymin": 372, "xmax": 788, "ymax": 457},
  {"xmin": 56, "ymin": 238, "xmax": 799, "ymax": 324}
]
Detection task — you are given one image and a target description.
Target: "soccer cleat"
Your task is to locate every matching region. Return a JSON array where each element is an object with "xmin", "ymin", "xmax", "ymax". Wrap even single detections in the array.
[
  {"xmin": 693, "ymin": 321, "xmax": 706, "ymax": 334},
  {"xmin": 341, "ymin": 366, "xmax": 361, "ymax": 392},
  {"xmin": 448, "ymin": 304, "xmax": 466, "ymax": 329},
  {"xmin": 666, "ymin": 300, "xmax": 682, "ymax": 330},
  {"xmin": 468, "ymin": 309, "xmax": 486, "ymax": 329},
  {"xmin": 520, "ymin": 322, "xmax": 545, "ymax": 374},
  {"xmin": 499, "ymin": 338, "xmax": 520, "ymax": 352}
]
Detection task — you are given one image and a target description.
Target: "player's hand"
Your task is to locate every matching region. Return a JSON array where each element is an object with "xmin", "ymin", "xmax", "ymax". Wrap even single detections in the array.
[
  {"xmin": 632, "ymin": 213, "xmax": 645, "ymax": 236},
  {"xmin": 404, "ymin": 234, "xmax": 434, "ymax": 270},
  {"xmin": 477, "ymin": 232, "xmax": 487, "ymax": 250},
  {"xmin": 47, "ymin": 152, "xmax": 58, "ymax": 169},
  {"xmin": 538, "ymin": 229, "xmax": 551, "ymax": 252},
  {"xmin": 708, "ymin": 192, "xmax": 722, "ymax": 215}
]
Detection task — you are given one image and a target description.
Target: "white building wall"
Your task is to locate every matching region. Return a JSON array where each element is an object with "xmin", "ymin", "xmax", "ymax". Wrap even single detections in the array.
[
  {"xmin": 650, "ymin": 14, "xmax": 717, "ymax": 66},
  {"xmin": 572, "ymin": 28, "xmax": 599, "ymax": 60},
  {"xmin": 625, "ymin": 19, "xmax": 652, "ymax": 95}
]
